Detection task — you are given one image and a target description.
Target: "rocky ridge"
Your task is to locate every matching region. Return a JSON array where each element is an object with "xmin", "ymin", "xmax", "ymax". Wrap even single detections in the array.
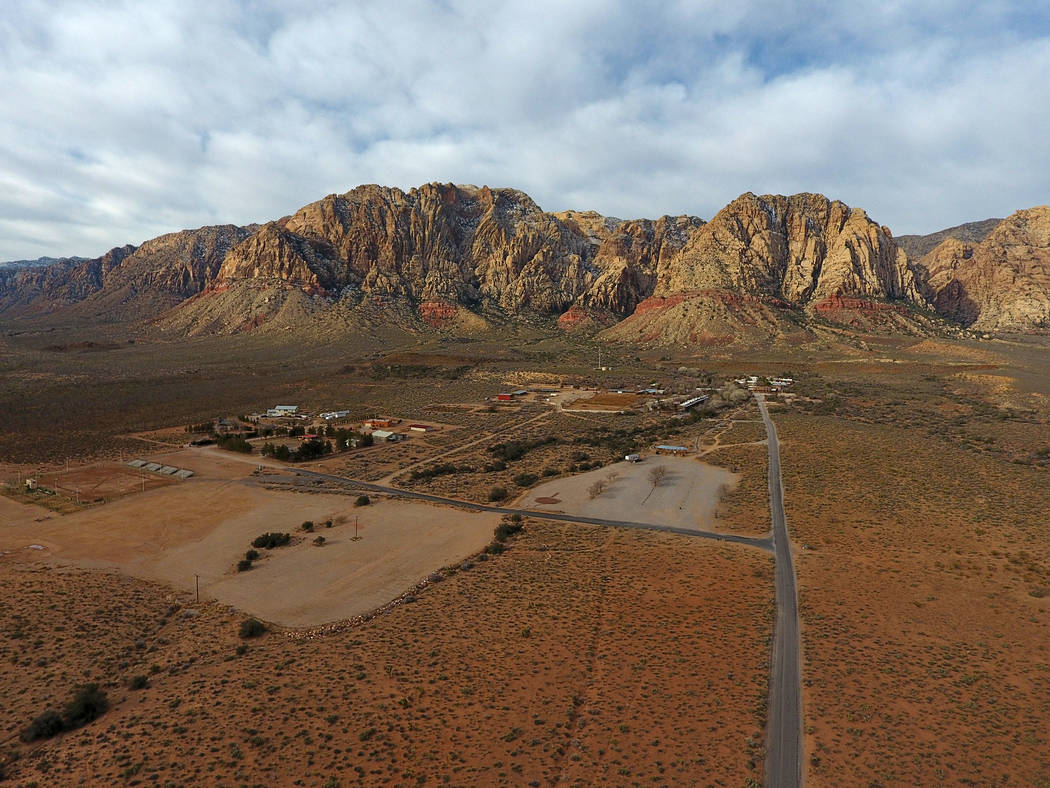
[
  {"xmin": 3, "ymin": 183, "xmax": 1048, "ymax": 340},
  {"xmin": 919, "ymin": 207, "xmax": 1050, "ymax": 331}
]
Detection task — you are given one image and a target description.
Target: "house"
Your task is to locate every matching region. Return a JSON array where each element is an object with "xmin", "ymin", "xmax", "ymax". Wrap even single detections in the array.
[
  {"xmin": 654, "ymin": 444, "xmax": 690, "ymax": 456},
  {"xmin": 370, "ymin": 430, "xmax": 405, "ymax": 442}
]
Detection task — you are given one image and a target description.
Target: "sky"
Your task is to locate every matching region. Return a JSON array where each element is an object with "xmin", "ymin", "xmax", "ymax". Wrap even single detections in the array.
[{"xmin": 1, "ymin": 0, "xmax": 1049, "ymax": 260}]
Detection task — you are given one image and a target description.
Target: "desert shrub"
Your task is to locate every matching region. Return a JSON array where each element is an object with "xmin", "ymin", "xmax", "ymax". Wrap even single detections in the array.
[
  {"xmin": 239, "ymin": 618, "xmax": 266, "ymax": 639},
  {"xmin": 21, "ymin": 710, "xmax": 64, "ymax": 742},
  {"xmin": 483, "ymin": 460, "xmax": 508, "ymax": 472},
  {"xmin": 484, "ymin": 541, "xmax": 506, "ymax": 555},
  {"xmin": 64, "ymin": 684, "xmax": 108, "ymax": 729},
  {"xmin": 487, "ymin": 486, "xmax": 508, "ymax": 502},
  {"xmin": 488, "ymin": 436, "xmax": 557, "ymax": 462},
  {"xmin": 245, "ymin": 549, "xmax": 259, "ymax": 561},
  {"xmin": 648, "ymin": 466, "xmax": 668, "ymax": 486},
  {"xmin": 237, "ymin": 559, "xmax": 253, "ymax": 572},
  {"xmin": 541, "ymin": 466, "xmax": 559, "ymax": 477},
  {"xmin": 354, "ymin": 495, "xmax": 370, "ymax": 507},
  {"xmin": 313, "ymin": 535, "xmax": 326, "ymax": 546},
  {"xmin": 301, "ymin": 520, "xmax": 314, "ymax": 532},
  {"xmin": 494, "ymin": 518, "xmax": 524, "ymax": 542},
  {"xmin": 513, "ymin": 472, "xmax": 538, "ymax": 487},
  {"xmin": 251, "ymin": 532, "xmax": 291, "ymax": 549},
  {"xmin": 129, "ymin": 675, "xmax": 149, "ymax": 690},
  {"xmin": 410, "ymin": 462, "xmax": 472, "ymax": 481}
]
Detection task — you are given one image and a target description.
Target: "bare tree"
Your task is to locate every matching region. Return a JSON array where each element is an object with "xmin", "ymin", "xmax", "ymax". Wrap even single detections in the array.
[
  {"xmin": 588, "ymin": 479, "xmax": 607, "ymax": 499},
  {"xmin": 648, "ymin": 466, "xmax": 668, "ymax": 487}
]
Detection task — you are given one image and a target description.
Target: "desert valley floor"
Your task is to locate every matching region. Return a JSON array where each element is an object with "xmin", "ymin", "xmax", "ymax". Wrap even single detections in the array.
[{"xmin": 1, "ymin": 326, "xmax": 1049, "ymax": 786}]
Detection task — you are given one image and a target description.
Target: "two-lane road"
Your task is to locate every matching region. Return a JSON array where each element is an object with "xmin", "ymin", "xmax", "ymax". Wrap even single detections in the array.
[{"xmin": 757, "ymin": 394, "xmax": 803, "ymax": 787}]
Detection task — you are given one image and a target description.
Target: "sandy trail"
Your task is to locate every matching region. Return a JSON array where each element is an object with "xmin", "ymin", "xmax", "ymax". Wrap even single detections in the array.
[{"xmin": 517, "ymin": 456, "xmax": 738, "ymax": 531}]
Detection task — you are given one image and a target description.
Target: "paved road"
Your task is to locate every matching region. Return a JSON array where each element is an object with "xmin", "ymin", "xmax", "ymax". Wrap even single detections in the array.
[
  {"xmin": 756, "ymin": 395, "xmax": 804, "ymax": 788},
  {"xmin": 254, "ymin": 467, "xmax": 773, "ymax": 551}
]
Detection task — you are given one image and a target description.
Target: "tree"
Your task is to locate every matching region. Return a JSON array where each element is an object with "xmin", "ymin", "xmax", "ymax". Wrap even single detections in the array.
[{"xmin": 648, "ymin": 466, "xmax": 668, "ymax": 486}]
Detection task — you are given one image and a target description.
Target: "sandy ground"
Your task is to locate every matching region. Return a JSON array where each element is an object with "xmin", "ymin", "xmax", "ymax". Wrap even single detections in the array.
[
  {"xmin": 1, "ymin": 479, "xmax": 497, "ymax": 628},
  {"xmin": 518, "ymin": 455, "xmax": 738, "ymax": 530}
]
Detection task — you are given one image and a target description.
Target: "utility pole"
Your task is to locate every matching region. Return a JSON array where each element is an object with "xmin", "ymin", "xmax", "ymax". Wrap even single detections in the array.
[{"xmin": 195, "ymin": 574, "xmax": 200, "ymax": 603}]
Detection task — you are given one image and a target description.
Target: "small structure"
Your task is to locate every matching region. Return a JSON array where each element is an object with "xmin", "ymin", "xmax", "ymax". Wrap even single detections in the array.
[
  {"xmin": 408, "ymin": 423, "xmax": 435, "ymax": 432},
  {"xmin": 370, "ymin": 429, "xmax": 404, "ymax": 442},
  {"xmin": 496, "ymin": 389, "xmax": 528, "ymax": 401},
  {"xmin": 320, "ymin": 410, "xmax": 351, "ymax": 420},
  {"xmin": 144, "ymin": 462, "xmax": 163, "ymax": 472},
  {"xmin": 267, "ymin": 405, "xmax": 299, "ymax": 417},
  {"xmin": 174, "ymin": 469, "xmax": 195, "ymax": 480},
  {"xmin": 363, "ymin": 417, "xmax": 396, "ymax": 430},
  {"xmin": 127, "ymin": 459, "xmax": 146, "ymax": 468},
  {"xmin": 158, "ymin": 466, "xmax": 179, "ymax": 475},
  {"xmin": 654, "ymin": 444, "xmax": 690, "ymax": 456},
  {"xmin": 624, "ymin": 454, "xmax": 642, "ymax": 463},
  {"xmin": 678, "ymin": 394, "xmax": 710, "ymax": 411}
]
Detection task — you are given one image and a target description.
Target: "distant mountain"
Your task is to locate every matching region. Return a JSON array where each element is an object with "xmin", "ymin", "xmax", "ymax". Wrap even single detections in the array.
[
  {"xmin": 0, "ymin": 255, "xmax": 88, "ymax": 270},
  {"xmin": 915, "ymin": 207, "xmax": 1050, "ymax": 331},
  {"xmin": 896, "ymin": 219, "xmax": 1002, "ymax": 260},
  {"xmin": 2, "ymin": 183, "xmax": 1048, "ymax": 341}
]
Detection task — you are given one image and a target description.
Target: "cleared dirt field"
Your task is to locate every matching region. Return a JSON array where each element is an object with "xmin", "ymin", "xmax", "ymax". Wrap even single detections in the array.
[
  {"xmin": 519, "ymin": 455, "xmax": 738, "ymax": 531},
  {"xmin": 0, "ymin": 480, "xmax": 497, "ymax": 628},
  {"xmin": 566, "ymin": 391, "xmax": 641, "ymax": 411},
  {"xmin": 1, "ymin": 520, "xmax": 773, "ymax": 786}
]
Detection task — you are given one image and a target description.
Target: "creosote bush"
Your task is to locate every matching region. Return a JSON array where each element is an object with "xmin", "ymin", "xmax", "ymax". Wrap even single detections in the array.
[
  {"xmin": 354, "ymin": 495, "xmax": 370, "ymax": 507},
  {"xmin": 239, "ymin": 618, "xmax": 266, "ymax": 639},
  {"xmin": 251, "ymin": 532, "xmax": 291, "ymax": 549},
  {"xmin": 487, "ymin": 486, "xmax": 508, "ymax": 502}
]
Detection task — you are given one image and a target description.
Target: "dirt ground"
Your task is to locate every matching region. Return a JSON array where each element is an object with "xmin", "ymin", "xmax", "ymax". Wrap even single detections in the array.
[
  {"xmin": 518, "ymin": 455, "xmax": 738, "ymax": 532},
  {"xmin": 0, "ymin": 479, "xmax": 497, "ymax": 628},
  {"xmin": 0, "ymin": 520, "xmax": 773, "ymax": 786},
  {"xmin": 777, "ymin": 383, "xmax": 1050, "ymax": 784}
]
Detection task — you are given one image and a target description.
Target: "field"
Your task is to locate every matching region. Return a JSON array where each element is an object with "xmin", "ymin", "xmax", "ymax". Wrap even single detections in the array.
[{"xmin": 0, "ymin": 468, "xmax": 498, "ymax": 628}]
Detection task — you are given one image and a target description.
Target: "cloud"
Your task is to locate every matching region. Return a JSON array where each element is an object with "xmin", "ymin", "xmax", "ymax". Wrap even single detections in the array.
[{"xmin": 0, "ymin": 0, "xmax": 1048, "ymax": 259}]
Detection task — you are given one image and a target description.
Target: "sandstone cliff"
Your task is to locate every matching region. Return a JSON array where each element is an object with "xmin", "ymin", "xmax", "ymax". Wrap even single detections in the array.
[{"xmin": 918, "ymin": 207, "xmax": 1050, "ymax": 331}]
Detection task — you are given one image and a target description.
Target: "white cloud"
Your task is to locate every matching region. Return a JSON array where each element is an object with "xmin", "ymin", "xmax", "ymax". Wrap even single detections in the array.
[{"xmin": 0, "ymin": 0, "xmax": 1048, "ymax": 259}]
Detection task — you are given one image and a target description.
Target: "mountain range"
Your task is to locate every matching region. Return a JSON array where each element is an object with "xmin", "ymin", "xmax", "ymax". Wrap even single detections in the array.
[{"xmin": 2, "ymin": 183, "xmax": 1047, "ymax": 343}]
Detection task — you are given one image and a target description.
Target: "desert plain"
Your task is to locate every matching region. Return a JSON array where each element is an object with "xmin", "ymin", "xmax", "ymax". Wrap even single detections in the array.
[{"xmin": 1, "ymin": 325, "xmax": 1049, "ymax": 787}]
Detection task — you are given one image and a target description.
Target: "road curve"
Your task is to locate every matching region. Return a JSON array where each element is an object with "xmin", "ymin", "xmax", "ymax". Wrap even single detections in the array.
[
  {"xmin": 255, "ymin": 468, "xmax": 773, "ymax": 551},
  {"xmin": 756, "ymin": 395, "xmax": 804, "ymax": 787}
]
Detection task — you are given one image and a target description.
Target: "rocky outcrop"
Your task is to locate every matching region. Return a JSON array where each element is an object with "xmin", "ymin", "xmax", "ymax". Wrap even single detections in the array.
[
  {"xmin": 604, "ymin": 193, "xmax": 928, "ymax": 343},
  {"xmin": 917, "ymin": 207, "xmax": 1050, "ymax": 330}
]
